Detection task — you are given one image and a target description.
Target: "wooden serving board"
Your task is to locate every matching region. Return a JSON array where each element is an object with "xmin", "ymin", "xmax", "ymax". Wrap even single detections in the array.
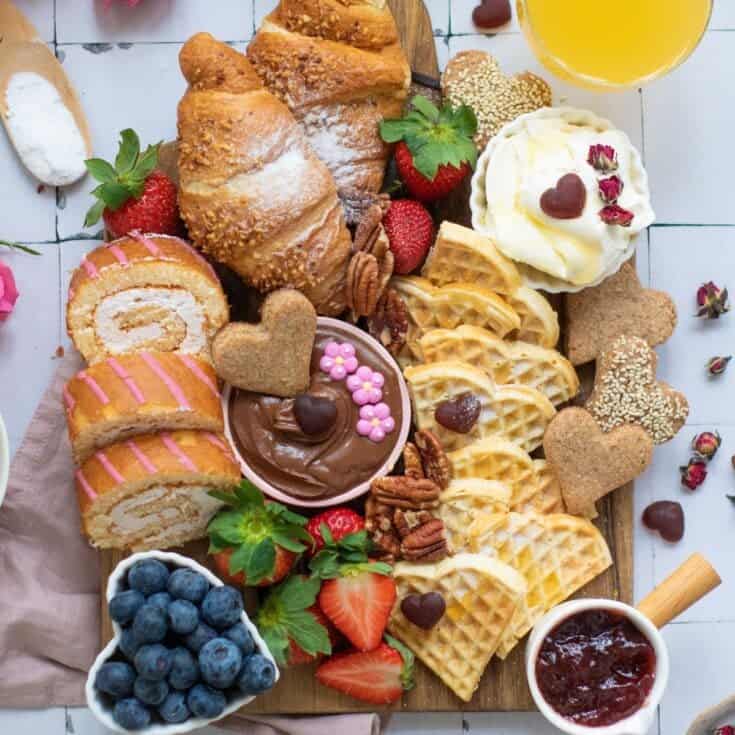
[{"xmin": 100, "ymin": 0, "xmax": 633, "ymax": 714}]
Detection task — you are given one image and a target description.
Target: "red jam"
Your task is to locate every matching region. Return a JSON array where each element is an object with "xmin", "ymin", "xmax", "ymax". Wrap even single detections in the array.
[{"xmin": 535, "ymin": 609, "xmax": 656, "ymax": 727}]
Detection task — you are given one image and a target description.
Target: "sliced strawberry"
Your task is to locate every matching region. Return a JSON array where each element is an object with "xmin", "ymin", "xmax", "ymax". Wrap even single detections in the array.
[
  {"xmin": 382, "ymin": 199, "xmax": 434, "ymax": 275},
  {"xmin": 306, "ymin": 509, "xmax": 365, "ymax": 557},
  {"xmin": 318, "ymin": 569, "xmax": 397, "ymax": 652},
  {"xmin": 316, "ymin": 636, "xmax": 414, "ymax": 704},
  {"xmin": 207, "ymin": 481, "xmax": 311, "ymax": 587},
  {"xmin": 256, "ymin": 576, "xmax": 333, "ymax": 668}
]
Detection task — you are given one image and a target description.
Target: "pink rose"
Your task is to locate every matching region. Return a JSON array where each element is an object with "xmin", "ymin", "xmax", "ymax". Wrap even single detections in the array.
[{"xmin": 0, "ymin": 259, "xmax": 19, "ymax": 322}]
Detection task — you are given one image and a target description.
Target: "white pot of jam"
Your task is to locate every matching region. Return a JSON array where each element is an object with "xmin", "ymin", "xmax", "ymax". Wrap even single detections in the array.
[{"xmin": 526, "ymin": 554, "xmax": 721, "ymax": 735}]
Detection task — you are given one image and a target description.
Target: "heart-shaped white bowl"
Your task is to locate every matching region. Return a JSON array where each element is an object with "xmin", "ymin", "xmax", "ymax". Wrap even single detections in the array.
[
  {"xmin": 86, "ymin": 550, "xmax": 279, "ymax": 735},
  {"xmin": 0, "ymin": 413, "xmax": 9, "ymax": 509}
]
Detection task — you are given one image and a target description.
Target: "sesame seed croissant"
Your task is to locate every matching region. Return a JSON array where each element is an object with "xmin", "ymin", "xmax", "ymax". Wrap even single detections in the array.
[{"xmin": 177, "ymin": 32, "xmax": 352, "ymax": 316}]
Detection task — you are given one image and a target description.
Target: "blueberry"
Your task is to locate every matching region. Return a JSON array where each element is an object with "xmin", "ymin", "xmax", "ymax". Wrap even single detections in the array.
[
  {"xmin": 95, "ymin": 661, "xmax": 136, "ymax": 698},
  {"xmin": 133, "ymin": 677, "xmax": 169, "ymax": 706},
  {"xmin": 237, "ymin": 654, "xmax": 276, "ymax": 695},
  {"xmin": 159, "ymin": 691, "xmax": 190, "ymax": 724},
  {"xmin": 169, "ymin": 599, "xmax": 199, "ymax": 635},
  {"xmin": 184, "ymin": 622, "xmax": 218, "ymax": 653},
  {"xmin": 112, "ymin": 698, "xmax": 151, "ymax": 731},
  {"xmin": 119, "ymin": 629, "xmax": 141, "ymax": 661},
  {"xmin": 132, "ymin": 604, "xmax": 167, "ymax": 644},
  {"xmin": 168, "ymin": 646, "xmax": 200, "ymax": 691},
  {"xmin": 134, "ymin": 644, "xmax": 174, "ymax": 681},
  {"xmin": 109, "ymin": 590, "xmax": 146, "ymax": 625},
  {"xmin": 167, "ymin": 568, "xmax": 209, "ymax": 603},
  {"xmin": 199, "ymin": 638, "xmax": 243, "ymax": 689},
  {"xmin": 224, "ymin": 623, "xmax": 255, "ymax": 656},
  {"xmin": 127, "ymin": 559, "xmax": 170, "ymax": 596},
  {"xmin": 187, "ymin": 683, "xmax": 226, "ymax": 719},
  {"xmin": 147, "ymin": 591, "xmax": 172, "ymax": 613},
  {"xmin": 201, "ymin": 586, "xmax": 243, "ymax": 630}
]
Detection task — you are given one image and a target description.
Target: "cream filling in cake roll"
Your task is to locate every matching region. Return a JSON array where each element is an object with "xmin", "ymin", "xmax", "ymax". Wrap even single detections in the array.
[{"xmin": 94, "ymin": 288, "xmax": 208, "ymax": 356}]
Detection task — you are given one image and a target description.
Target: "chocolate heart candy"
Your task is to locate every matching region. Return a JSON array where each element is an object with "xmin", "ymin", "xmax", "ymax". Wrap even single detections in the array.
[
  {"xmin": 472, "ymin": 0, "xmax": 512, "ymax": 29},
  {"xmin": 400, "ymin": 592, "xmax": 446, "ymax": 630},
  {"xmin": 435, "ymin": 392, "xmax": 481, "ymax": 434},
  {"xmin": 294, "ymin": 394, "xmax": 338, "ymax": 436},
  {"xmin": 642, "ymin": 501, "xmax": 684, "ymax": 542},
  {"xmin": 540, "ymin": 173, "xmax": 587, "ymax": 220}
]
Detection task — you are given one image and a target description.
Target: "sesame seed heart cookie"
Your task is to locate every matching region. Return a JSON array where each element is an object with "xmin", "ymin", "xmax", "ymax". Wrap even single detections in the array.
[
  {"xmin": 565, "ymin": 262, "xmax": 677, "ymax": 366},
  {"xmin": 442, "ymin": 50, "xmax": 551, "ymax": 150},
  {"xmin": 543, "ymin": 407, "xmax": 654, "ymax": 514},
  {"xmin": 586, "ymin": 335, "xmax": 689, "ymax": 444},
  {"xmin": 212, "ymin": 289, "xmax": 316, "ymax": 397}
]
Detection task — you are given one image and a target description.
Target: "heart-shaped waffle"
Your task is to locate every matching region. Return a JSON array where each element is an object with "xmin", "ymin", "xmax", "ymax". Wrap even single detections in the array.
[
  {"xmin": 565, "ymin": 262, "xmax": 678, "ymax": 366},
  {"xmin": 586, "ymin": 335, "xmax": 689, "ymax": 444},
  {"xmin": 442, "ymin": 50, "xmax": 552, "ymax": 150}
]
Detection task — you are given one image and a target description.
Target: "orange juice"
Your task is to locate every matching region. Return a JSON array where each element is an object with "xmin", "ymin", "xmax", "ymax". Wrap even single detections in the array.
[{"xmin": 517, "ymin": 0, "xmax": 712, "ymax": 89}]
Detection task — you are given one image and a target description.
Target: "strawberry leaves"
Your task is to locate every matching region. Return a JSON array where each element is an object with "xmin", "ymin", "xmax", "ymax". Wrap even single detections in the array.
[
  {"xmin": 84, "ymin": 128, "xmax": 162, "ymax": 226},
  {"xmin": 310, "ymin": 525, "xmax": 392, "ymax": 580},
  {"xmin": 0, "ymin": 240, "xmax": 40, "ymax": 255},
  {"xmin": 380, "ymin": 95, "xmax": 478, "ymax": 180},
  {"xmin": 207, "ymin": 481, "xmax": 311, "ymax": 586},
  {"xmin": 384, "ymin": 634, "xmax": 416, "ymax": 692},
  {"xmin": 256, "ymin": 575, "xmax": 332, "ymax": 667}
]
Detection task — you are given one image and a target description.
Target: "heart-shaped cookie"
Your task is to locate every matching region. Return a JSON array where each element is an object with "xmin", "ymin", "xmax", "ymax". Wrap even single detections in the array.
[
  {"xmin": 586, "ymin": 335, "xmax": 688, "ymax": 444},
  {"xmin": 566, "ymin": 263, "xmax": 678, "ymax": 365},
  {"xmin": 540, "ymin": 173, "xmax": 587, "ymax": 220},
  {"xmin": 212, "ymin": 289, "xmax": 316, "ymax": 397},
  {"xmin": 442, "ymin": 50, "xmax": 552, "ymax": 149},
  {"xmin": 543, "ymin": 407, "xmax": 653, "ymax": 514}
]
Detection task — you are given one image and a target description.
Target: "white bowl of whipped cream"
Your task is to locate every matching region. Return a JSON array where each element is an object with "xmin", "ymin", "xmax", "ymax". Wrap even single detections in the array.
[{"xmin": 470, "ymin": 107, "xmax": 655, "ymax": 293}]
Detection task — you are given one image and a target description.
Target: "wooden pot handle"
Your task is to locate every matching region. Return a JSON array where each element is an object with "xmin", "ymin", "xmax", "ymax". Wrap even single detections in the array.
[{"xmin": 637, "ymin": 553, "xmax": 721, "ymax": 629}]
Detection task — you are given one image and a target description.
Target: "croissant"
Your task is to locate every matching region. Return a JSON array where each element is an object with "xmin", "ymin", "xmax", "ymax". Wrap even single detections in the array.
[
  {"xmin": 177, "ymin": 32, "xmax": 352, "ymax": 316},
  {"xmin": 247, "ymin": 0, "xmax": 411, "ymax": 215}
]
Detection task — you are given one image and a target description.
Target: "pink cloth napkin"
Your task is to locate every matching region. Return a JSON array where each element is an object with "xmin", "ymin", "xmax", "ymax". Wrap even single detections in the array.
[{"xmin": 0, "ymin": 353, "xmax": 381, "ymax": 735}]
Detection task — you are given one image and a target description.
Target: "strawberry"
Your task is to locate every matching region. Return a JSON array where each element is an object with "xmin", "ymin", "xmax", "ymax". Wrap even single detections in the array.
[
  {"xmin": 315, "ymin": 636, "xmax": 414, "ymax": 704},
  {"xmin": 380, "ymin": 95, "xmax": 478, "ymax": 203},
  {"xmin": 207, "ymin": 481, "xmax": 312, "ymax": 587},
  {"xmin": 84, "ymin": 129, "xmax": 182, "ymax": 238},
  {"xmin": 306, "ymin": 508, "xmax": 365, "ymax": 557},
  {"xmin": 382, "ymin": 199, "xmax": 435, "ymax": 275},
  {"xmin": 309, "ymin": 527, "xmax": 395, "ymax": 651},
  {"xmin": 256, "ymin": 575, "xmax": 334, "ymax": 667}
]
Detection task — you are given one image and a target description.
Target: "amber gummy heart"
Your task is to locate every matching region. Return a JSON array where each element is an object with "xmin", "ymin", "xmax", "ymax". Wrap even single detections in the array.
[
  {"xmin": 642, "ymin": 501, "xmax": 684, "ymax": 542},
  {"xmin": 540, "ymin": 173, "xmax": 587, "ymax": 220}
]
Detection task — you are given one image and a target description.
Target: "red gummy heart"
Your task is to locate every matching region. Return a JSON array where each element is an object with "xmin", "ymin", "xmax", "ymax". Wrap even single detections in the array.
[
  {"xmin": 472, "ymin": 0, "xmax": 512, "ymax": 29},
  {"xmin": 642, "ymin": 501, "xmax": 684, "ymax": 542},
  {"xmin": 540, "ymin": 173, "xmax": 587, "ymax": 220}
]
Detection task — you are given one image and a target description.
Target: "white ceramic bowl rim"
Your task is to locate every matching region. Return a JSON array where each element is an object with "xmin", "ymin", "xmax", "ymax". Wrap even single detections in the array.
[
  {"xmin": 85, "ymin": 550, "xmax": 280, "ymax": 735},
  {"xmin": 0, "ymin": 413, "xmax": 8, "ymax": 509},
  {"xmin": 525, "ymin": 599, "xmax": 670, "ymax": 735},
  {"xmin": 221, "ymin": 316, "xmax": 412, "ymax": 508}
]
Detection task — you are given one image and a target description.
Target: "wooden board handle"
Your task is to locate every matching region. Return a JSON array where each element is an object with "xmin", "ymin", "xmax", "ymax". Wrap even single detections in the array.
[{"xmin": 637, "ymin": 553, "xmax": 721, "ymax": 628}]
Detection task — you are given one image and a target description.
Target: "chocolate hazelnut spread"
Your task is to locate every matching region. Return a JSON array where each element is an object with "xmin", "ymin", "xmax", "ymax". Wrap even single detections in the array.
[{"xmin": 228, "ymin": 322, "xmax": 404, "ymax": 500}]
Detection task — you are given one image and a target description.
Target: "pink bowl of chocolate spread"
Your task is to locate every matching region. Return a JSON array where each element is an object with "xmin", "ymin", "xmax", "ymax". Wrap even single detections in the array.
[{"xmin": 223, "ymin": 318, "xmax": 411, "ymax": 508}]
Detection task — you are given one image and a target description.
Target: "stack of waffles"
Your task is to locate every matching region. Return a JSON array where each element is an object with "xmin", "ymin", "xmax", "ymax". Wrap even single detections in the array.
[{"xmin": 383, "ymin": 223, "xmax": 612, "ymax": 702}]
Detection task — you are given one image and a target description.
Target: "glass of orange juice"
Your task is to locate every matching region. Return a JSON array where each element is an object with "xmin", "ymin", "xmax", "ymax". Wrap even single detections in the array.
[{"xmin": 517, "ymin": 0, "xmax": 712, "ymax": 90}]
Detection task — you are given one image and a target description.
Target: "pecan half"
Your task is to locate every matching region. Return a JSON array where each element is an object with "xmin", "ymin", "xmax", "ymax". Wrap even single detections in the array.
[
  {"xmin": 415, "ymin": 430, "xmax": 452, "ymax": 490},
  {"xmin": 402, "ymin": 442, "xmax": 425, "ymax": 480},
  {"xmin": 371, "ymin": 528, "xmax": 401, "ymax": 562},
  {"xmin": 347, "ymin": 251, "xmax": 380, "ymax": 317},
  {"xmin": 401, "ymin": 519, "xmax": 449, "ymax": 562},
  {"xmin": 371, "ymin": 476, "xmax": 441, "ymax": 510},
  {"xmin": 368, "ymin": 288, "xmax": 409, "ymax": 357},
  {"xmin": 394, "ymin": 508, "xmax": 434, "ymax": 539},
  {"xmin": 341, "ymin": 190, "xmax": 390, "ymax": 227}
]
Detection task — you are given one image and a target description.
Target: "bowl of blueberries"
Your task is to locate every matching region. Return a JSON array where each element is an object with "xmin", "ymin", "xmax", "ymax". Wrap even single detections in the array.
[{"xmin": 86, "ymin": 551, "xmax": 279, "ymax": 733}]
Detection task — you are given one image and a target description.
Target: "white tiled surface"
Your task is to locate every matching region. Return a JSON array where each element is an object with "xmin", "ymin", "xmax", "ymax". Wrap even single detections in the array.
[{"xmin": 1, "ymin": 2, "xmax": 734, "ymax": 734}]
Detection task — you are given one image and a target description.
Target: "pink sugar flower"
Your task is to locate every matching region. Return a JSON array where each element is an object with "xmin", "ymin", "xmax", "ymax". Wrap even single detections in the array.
[
  {"xmin": 357, "ymin": 403, "xmax": 395, "ymax": 443},
  {"xmin": 347, "ymin": 365, "xmax": 384, "ymax": 406},
  {"xmin": 320, "ymin": 341, "xmax": 358, "ymax": 381},
  {"xmin": 0, "ymin": 260, "xmax": 19, "ymax": 323}
]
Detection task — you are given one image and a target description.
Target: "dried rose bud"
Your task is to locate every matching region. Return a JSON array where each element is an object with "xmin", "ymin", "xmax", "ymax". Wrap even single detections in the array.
[
  {"xmin": 714, "ymin": 727, "xmax": 735, "ymax": 735},
  {"xmin": 707, "ymin": 355, "xmax": 732, "ymax": 376},
  {"xmin": 599, "ymin": 204, "xmax": 634, "ymax": 227},
  {"xmin": 587, "ymin": 144, "xmax": 618, "ymax": 172},
  {"xmin": 696, "ymin": 281, "xmax": 730, "ymax": 319},
  {"xmin": 692, "ymin": 431, "xmax": 721, "ymax": 460},
  {"xmin": 680, "ymin": 457, "xmax": 707, "ymax": 490},
  {"xmin": 598, "ymin": 175, "xmax": 624, "ymax": 204}
]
